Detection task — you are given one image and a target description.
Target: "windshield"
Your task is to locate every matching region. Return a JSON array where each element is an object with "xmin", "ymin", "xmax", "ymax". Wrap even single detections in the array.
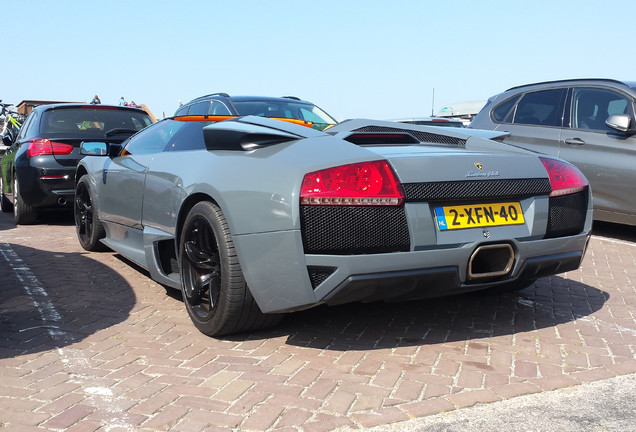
[
  {"xmin": 41, "ymin": 107, "xmax": 153, "ymax": 137},
  {"xmin": 231, "ymin": 100, "xmax": 337, "ymax": 131}
]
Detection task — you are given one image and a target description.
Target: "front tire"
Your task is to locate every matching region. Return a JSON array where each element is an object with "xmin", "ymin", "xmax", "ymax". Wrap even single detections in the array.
[
  {"xmin": 179, "ymin": 201, "xmax": 282, "ymax": 337},
  {"xmin": 13, "ymin": 176, "xmax": 37, "ymax": 225},
  {"xmin": 75, "ymin": 175, "xmax": 107, "ymax": 251}
]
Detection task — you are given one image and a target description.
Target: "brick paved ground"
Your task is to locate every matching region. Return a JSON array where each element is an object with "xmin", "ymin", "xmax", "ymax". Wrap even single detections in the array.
[{"xmin": 0, "ymin": 211, "xmax": 635, "ymax": 431}]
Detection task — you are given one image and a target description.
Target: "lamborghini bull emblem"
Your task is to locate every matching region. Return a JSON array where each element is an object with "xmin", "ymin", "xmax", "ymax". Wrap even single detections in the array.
[{"xmin": 474, "ymin": 162, "xmax": 483, "ymax": 171}]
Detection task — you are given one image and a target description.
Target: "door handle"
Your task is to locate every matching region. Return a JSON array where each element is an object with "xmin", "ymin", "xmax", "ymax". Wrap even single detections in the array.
[{"xmin": 564, "ymin": 138, "xmax": 585, "ymax": 146}]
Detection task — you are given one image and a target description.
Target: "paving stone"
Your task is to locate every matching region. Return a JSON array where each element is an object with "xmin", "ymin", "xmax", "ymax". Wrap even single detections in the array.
[{"xmin": 1, "ymin": 215, "xmax": 635, "ymax": 431}]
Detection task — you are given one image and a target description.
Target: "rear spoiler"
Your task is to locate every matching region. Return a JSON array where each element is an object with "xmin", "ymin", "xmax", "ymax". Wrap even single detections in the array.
[
  {"xmin": 327, "ymin": 119, "xmax": 511, "ymax": 145},
  {"xmin": 203, "ymin": 115, "xmax": 325, "ymax": 151}
]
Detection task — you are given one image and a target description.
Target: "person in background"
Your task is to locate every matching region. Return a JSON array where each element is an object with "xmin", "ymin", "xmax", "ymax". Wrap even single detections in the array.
[
  {"xmin": 90, "ymin": 94, "xmax": 101, "ymax": 104},
  {"xmin": 128, "ymin": 100, "xmax": 138, "ymax": 108},
  {"xmin": 119, "ymin": 97, "xmax": 126, "ymax": 106}
]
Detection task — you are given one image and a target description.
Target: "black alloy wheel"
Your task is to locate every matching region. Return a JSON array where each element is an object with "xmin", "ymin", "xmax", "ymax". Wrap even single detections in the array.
[
  {"xmin": 13, "ymin": 176, "xmax": 37, "ymax": 224},
  {"xmin": 74, "ymin": 175, "xmax": 107, "ymax": 251},
  {"xmin": 179, "ymin": 201, "xmax": 282, "ymax": 337},
  {"xmin": 182, "ymin": 214, "xmax": 222, "ymax": 317}
]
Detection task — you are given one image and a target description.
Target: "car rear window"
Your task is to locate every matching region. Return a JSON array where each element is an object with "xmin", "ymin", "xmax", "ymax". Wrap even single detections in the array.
[
  {"xmin": 231, "ymin": 100, "xmax": 337, "ymax": 130},
  {"xmin": 41, "ymin": 107, "xmax": 153, "ymax": 136}
]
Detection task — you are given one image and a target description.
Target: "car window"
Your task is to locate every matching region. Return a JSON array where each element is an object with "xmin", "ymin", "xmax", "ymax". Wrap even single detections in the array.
[
  {"xmin": 123, "ymin": 120, "xmax": 179, "ymax": 155},
  {"xmin": 123, "ymin": 120, "xmax": 205, "ymax": 155},
  {"xmin": 165, "ymin": 122, "xmax": 207, "ymax": 152},
  {"xmin": 231, "ymin": 100, "xmax": 337, "ymax": 130},
  {"xmin": 16, "ymin": 110, "xmax": 37, "ymax": 141},
  {"xmin": 188, "ymin": 101, "xmax": 210, "ymax": 116},
  {"xmin": 41, "ymin": 108, "xmax": 152, "ymax": 136},
  {"xmin": 208, "ymin": 100, "xmax": 232, "ymax": 115},
  {"xmin": 572, "ymin": 87, "xmax": 631, "ymax": 132},
  {"xmin": 492, "ymin": 96, "xmax": 520, "ymax": 123},
  {"xmin": 512, "ymin": 89, "xmax": 566, "ymax": 127},
  {"xmin": 175, "ymin": 105, "xmax": 189, "ymax": 116}
]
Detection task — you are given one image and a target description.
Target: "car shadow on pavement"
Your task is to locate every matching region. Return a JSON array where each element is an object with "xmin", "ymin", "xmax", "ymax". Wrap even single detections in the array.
[
  {"xmin": 592, "ymin": 220, "xmax": 636, "ymax": 242},
  {"xmin": 24, "ymin": 209, "xmax": 75, "ymax": 227},
  {"xmin": 260, "ymin": 276, "xmax": 608, "ymax": 350},
  {"xmin": 0, "ymin": 243, "xmax": 135, "ymax": 359}
]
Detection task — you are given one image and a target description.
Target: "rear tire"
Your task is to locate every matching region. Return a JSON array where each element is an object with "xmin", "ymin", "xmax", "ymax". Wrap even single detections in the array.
[
  {"xmin": 13, "ymin": 176, "xmax": 37, "ymax": 225},
  {"xmin": 75, "ymin": 175, "xmax": 108, "ymax": 251},
  {"xmin": 0, "ymin": 176, "xmax": 12, "ymax": 213},
  {"xmin": 179, "ymin": 201, "xmax": 283, "ymax": 337}
]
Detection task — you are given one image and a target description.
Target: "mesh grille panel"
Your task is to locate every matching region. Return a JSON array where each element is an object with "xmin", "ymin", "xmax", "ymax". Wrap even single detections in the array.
[
  {"xmin": 403, "ymin": 178, "xmax": 551, "ymax": 202},
  {"xmin": 351, "ymin": 125, "xmax": 466, "ymax": 147},
  {"xmin": 301, "ymin": 206, "xmax": 410, "ymax": 255},
  {"xmin": 307, "ymin": 266, "xmax": 337, "ymax": 289},
  {"xmin": 545, "ymin": 191, "xmax": 588, "ymax": 238}
]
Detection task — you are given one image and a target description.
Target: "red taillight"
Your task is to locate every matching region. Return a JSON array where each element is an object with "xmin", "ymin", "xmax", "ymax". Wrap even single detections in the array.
[
  {"xmin": 300, "ymin": 160, "xmax": 404, "ymax": 206},
  {"xmin": 27, "ymin": 138, "xmax": 74, "ymax": 158},
  {"xmin": 540, "ymin": 157, "xmax": 588, "ymax": 197}
]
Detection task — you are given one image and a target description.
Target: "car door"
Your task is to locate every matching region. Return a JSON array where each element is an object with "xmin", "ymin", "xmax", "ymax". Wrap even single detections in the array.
[
  {"xmin": 4, "ymin": 109, "xmax": 39, "ymax": 201},
  {"xmin": 141, "ymin": 121, "xmax": 207, "ymax": 233},
  {"xmin": 98, "ymin": 122, "xmax": 172, "ymax": 228},
  {"xmin": 559, "ymin": 86, "xmax": 636, "ymax": 220},
  {"xmin": 500, "ymin": 88, "xmax": 567, "ymax": 158}
]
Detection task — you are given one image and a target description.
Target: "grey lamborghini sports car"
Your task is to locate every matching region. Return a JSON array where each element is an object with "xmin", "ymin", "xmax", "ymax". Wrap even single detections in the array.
[{"xmin": 74, "ymin": 110, "xmax": 593, "ymax": 337}]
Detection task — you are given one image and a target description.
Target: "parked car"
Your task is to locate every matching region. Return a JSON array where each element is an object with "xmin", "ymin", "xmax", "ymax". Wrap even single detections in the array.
[
  {"xmin": 174, "ymin": 93, "xmax": 337, "ymax": 131},
  {"xmin": 390, "ymin": 117, "xmax": 464, "ymax": 127},
  {"xmin": 74, "ymin": 103, "xmax": 592, "ymax": 337},
  {"xmin": 0, "ymin": 104, "xmax": 153, "ymax": 224},
  {"xmin": 470, "ymin": 78, "xmax": 636, "ymax": 226}
]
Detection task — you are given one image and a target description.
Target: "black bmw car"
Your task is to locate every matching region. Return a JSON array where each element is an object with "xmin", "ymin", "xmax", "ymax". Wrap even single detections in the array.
[{"xmin": 0, "ymin": 104, "xmax": 153, "ymax": 224}]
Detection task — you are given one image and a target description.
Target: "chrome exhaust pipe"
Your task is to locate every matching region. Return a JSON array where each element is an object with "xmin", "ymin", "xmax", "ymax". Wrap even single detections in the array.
[{"xmin": 468, "ymin": 244, "xmax": 514, "ymax": 279}]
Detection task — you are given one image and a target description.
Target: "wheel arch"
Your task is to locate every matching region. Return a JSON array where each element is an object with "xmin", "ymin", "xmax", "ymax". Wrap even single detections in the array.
[
  {"xmin": 75, "ymin": 165, "xmax": 89, "ymax": 183},
  {"xmin": 175, "ymin": 192, "xmax": 219, "ymax": 253}
]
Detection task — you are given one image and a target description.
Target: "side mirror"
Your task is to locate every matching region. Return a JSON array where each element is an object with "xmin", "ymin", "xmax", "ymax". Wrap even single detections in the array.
[
  {"xmin": 605, "ymin": 114, "xmax": 631, "ymax": 133},
  {"xmin": 80, "ymin": 141, "xmax": 108, "ymax": 156}
]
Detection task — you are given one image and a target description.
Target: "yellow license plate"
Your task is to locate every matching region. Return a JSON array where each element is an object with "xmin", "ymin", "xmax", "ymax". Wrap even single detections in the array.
[{"xmin": 434, "ymin": 202, "xmax": 524, "ymax": 231}]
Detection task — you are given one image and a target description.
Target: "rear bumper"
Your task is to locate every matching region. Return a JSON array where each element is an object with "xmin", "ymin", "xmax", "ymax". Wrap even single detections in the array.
[
  {"xmin": 233, "ymin": 229, "xmax": 591, "ymax": 313},
  {"xmin": 323, "ymin": 250, "xmax": 583, "ymax": 306},
  {"xmin": 15, "ymin": 161, "xmax": 75, "ymax": 208}
]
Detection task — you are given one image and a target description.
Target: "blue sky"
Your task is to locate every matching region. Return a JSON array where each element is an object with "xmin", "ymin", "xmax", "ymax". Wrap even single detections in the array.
[{"xmin": 6, "ymin": 1, "xmax": 635, "ymax": 121}]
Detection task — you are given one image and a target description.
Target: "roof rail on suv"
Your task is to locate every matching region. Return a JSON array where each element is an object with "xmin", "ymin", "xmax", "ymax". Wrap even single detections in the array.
[
  {"xmin": 506, "ymin": 78, "xmax": 628, "ymax": 92},
  {"xmin": 188, "ymin": 93, "xmax": 231, "ymax": 102}
]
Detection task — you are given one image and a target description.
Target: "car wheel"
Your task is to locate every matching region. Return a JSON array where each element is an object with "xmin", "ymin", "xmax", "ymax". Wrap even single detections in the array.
[
  {"xmin": 179, "ymin": 201, "xmax": 283, "ymax": 337},
  {"xmin": 75, "ymin": 175, "xmax": 108, "ymax": 251},
  {"xmin": 0, "ymin": 176, "xmax": 12, "ymax": 213},
  {"xmin": 13, "ymin": 176, "xmax": 37, "ymax": 225}
]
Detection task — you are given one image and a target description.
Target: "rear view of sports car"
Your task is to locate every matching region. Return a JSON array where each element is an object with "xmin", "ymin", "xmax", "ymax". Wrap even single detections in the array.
[{"xmin": 74, "ymin": 101, "xmax": 593, "ymax": 337}]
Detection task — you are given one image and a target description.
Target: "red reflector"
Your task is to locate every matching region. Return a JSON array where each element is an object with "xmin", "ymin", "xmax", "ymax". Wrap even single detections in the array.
[
  {"xmin": 27, "ymin": 138, "xmax": 74, "ymax": 158},
  {"xmin": 81, "ymin": 105, "xmax": 119, "ymax": 110},
  {"xmin": 40, "ymin": 175, "xmax": 69, "ymax": 180},
  {"xmin": 540, "ymin": 157, "xmax": 588, "ymax": 197},
  {"xmin": 300, "ymin": 160, "xmax": 404, "ymax": 206}
]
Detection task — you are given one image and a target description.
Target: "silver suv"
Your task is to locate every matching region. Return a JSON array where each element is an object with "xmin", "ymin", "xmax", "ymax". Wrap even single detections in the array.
[{"xmin": 470, "ymin": 78, "xmax": 636, "ymax": 226}]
